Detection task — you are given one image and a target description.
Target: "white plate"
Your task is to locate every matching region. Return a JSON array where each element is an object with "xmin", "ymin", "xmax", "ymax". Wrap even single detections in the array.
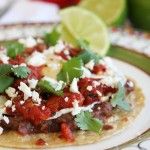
[{"xmin": 51, "ymin": 58, "xmax": 150, "ymax": 150}]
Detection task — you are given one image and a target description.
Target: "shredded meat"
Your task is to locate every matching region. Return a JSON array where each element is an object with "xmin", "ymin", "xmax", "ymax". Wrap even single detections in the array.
[{"xmin": 92, "ymin": 102, "xmax": 113, "ymax": 122}]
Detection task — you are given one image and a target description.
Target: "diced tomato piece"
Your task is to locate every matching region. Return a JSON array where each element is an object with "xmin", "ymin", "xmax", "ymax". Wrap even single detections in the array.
[
  {"xmin": 78, "ymin": 78, "xmax": 117, "ymax": 105},
  {"xmin": 60, "ymin": 123, "xmax": 74, "ymax": 142},
  {"xmin": 103, "ymin": 124, "xmax": 113, "ymax": 130},
  {"xmin": 56, "ymin": 47, "xmax": 81, "ymax": 60},
  {"xmin": 28, "ymin": 65, "xmax": 44, "ymax": 79},
  {"xmin": 24, "ymin": 44, "xmax": 47, "ymax": 55},
  {"xmin": 78, "ymin": 78, "xmax": 93, "ymax": 93},
  {"xmin": 46, "ymin": 96, "xmax": 61, "ymax": 113},
  {"xmin": 97, "ymin": 84, "xmax": 117, "ymax": 95},
  {"xmin": 46, "ymin": 92, "xmax": 84, "ymax": 113},
  {"xmin": 69, "ymin": 48, "xmax": 81, "ymax": 57},
  {"xmin": 35, "ymin": 138, "xmax": 46, "ymax": 146},
  {"xmin": 0, "ymin": 60, "xmax": 3, "ymax": 64},
  {"xmin": 92, "ymin": 64, "xmax": 106, "ymax": 74},
  {"xmin": 15, "ymin": 100, "xmax": 51, "ymax": 125},
  {"xmin": 56, "ymin": 51, "xmax": 69, "ymax": 60},
  {"xmin": 9, "ymin": 55, "xmax": 25, "ymax": 65}
]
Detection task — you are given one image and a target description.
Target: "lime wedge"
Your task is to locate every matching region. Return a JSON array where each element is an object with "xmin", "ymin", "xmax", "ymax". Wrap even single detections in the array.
[
  {"xmin": 79, "ymin": 0, "xmax": 127, "ymax": 26},
  {"xmin": 60, "ymin": 7, "xmax": 109, "ymax": 56}
]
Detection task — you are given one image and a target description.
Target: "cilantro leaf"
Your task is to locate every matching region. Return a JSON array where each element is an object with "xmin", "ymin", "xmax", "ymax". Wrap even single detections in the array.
[
  {"xmin": 0, "ymin": 64, "xmax": 12, "ymax": 76},
  {"xmin": 78, "ymin": 50, "xmax": 100, "ymax": 64},
  {"xmin": 0, "ymin": 76, "xmax": 14, "ymax": 93},
  {"xmin": 38, "ymin": 80, "xmax": 63, "ymax": 96},
  {"xmin": 57, "ymin": 57, "xmax": 83, "ymax": 83},
  {"xmin": 77, "ymin": 39, "xmax": 101, "ymax": 63},
  {"xmin": 75, "ymin": 111, "xmax": 103, "ymax": 133},
  {"xmin": 12, "ymin": 66, "xmax": 30, "ymax": 78},
  {"xmin": 44, "ymin": 27, "xmax": 60, "ymax": 46},
  {"xmin": 111, "ymin": 82, "xmax": 131, "ymax": 111},
  {"xmin": 5, "ymin": 41, "xmax": 25, "ymax": 58}
]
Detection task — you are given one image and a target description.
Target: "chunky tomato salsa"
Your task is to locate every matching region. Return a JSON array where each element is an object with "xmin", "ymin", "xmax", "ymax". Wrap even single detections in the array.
[{"xmin": 0, "ymin": 29, "xmax": 134, "ymax": 143}]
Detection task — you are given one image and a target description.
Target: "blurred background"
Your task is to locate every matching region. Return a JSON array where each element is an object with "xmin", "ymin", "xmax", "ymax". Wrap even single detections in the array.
[
  {"xmin": 0, "ymin": 0, "xmax": 149, "ymax": 74},
  {"xmin": 0, "ymin": 0, "xmax": 150, "ymax": 31}
]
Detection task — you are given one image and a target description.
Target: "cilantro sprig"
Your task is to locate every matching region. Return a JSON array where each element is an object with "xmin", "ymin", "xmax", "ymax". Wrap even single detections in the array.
[
  {"xmin": 0, "ymin": 64, "xmax": 30, "ymax": 78},
  {"xmin": 5, "ymin": 41, "xmax": 25, "ymax": 58},
  {"xmin": 0, "ymin": 76, "xmax": 14, "ymax": 93},
  {"xmin": 77, "ymin": 39, "xmax": 101, "ymax": 64},
  {"xmin": 0, "ymin": 64, "xmax": 12, "ymax": 76},
  {"xmin": 0, "ymin": 64, "xmax": 30, "ymax": 93},
  {"xmin": 12, "ymin": 66, "xmax": 30, "ymax": 78},
  {"xmin": 75, "ymin": 111, "xmax": 103, "ymax": 133},
  {"xmin": 111, "ymin": 82, "xmax": 131, "ymax": 111},
  {"xmin": 38, "ymin": 80, "xmax": 64, "ymax": 96},
  {"xmin": 44, "ymin": 27, "xmax": 60, "ymax": 46},
  {"xmin": 57, "ymin": 57, "xmax": 83, "ymax": 83}
]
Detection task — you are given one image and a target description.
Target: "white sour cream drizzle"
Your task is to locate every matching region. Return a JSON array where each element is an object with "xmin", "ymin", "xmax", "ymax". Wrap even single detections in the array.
[{"xmin": 47, "ymin": 102, "xmax": 100, "ymax": 120}]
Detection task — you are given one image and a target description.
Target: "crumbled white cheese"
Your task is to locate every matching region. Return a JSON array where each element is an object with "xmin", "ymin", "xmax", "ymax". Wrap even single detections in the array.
[
  {"xmin": 100, "ymin": 76, "xmax": 117, "ymax": 88},
  {"xmin": 32, "ymin": 91, "xmax": 41, "ymax": 105},
  {"xmin": 100, "ymin": 93, "xmax": 114, "ymax": 102},
  {"xmin": 4, "ymin": 100, "xmax": 12, "ymax": 107},
  {"xmin": 27, "ymin": 51, "xmax": 46, "ymax": 66},
  {"xmin": 66, "ymin": 55, "xmax": 71, "ymax": 60},
  {"xmin": 11, "ymin": 105, "xmax": 16, "ymax": 112},
  {"xmin": 13, "ymin": 63, "xmax": 26, "ymax": 68},
  {"xmin": 107, "ymin": 115, "xmax": 119, "ymax": 123},
  {"xmin": 101, "ymin": 95, "xmax": 110, "ymax": 102},
  {"xmin": 18, "ymin": 82, "xmax": 32, "ymax": 100},
  {"xmin": 53, "ymin": 40, "xmax": 66, "ymax": 53},
  {"xmin": 5, "ymin": 87, "xmax": 18, "ymax": 98},
  {"xmin": 82, "ymin": 67, "xmax": 92, "ymax": 78},
  {"xmin": 64, "ymin": 97, "xmax": 69, "ymax": 102},
  {"xmin": 42, "ymin": 106, "xmax": 45, "ymax": 110},
  {"xmin": 96, "ymin": 90, "xmax": 102, "ymax": 97},
  {"xmin": 18, "ymin": 37, "xmax": 37, "ymax": 48},
  {"xmin": 72, "ymin": 100, "xmax": 81, "ymax": 116},
  {"xmin": 86, "ymin": 86, "xmax": 93, "ymax": 91},
  {"xmin": 127, "ymin": 80, "xmax": 134, "ymax": 88},
  {"xmin": 0, "ymin": 53, "xmax": 9, "ymax": 64},
  {"xmin": 20, "ymin": 101, "xmax": 25, "ymax": 105},
  {"xmin": 3, "ymin": 116, "xmax": 9, "ymax": 124},
  {"xmin": 42, "ymin": 76, "xmax": 64, "ymax": 91},
  {"xmin": 85, "ymin": 59, "xmax": 95, "ymax": 70},
  {"xmin": 55, "ymin": 81, "xmax": 64, "ymax": 91},
  {"xmin": 47, "ymin": 63, "xmax": 60, "ymax": 70},
  {"xmin": 64, "ymin": 49, "xmax": 69, "ymax": 55},
  {"xmin": 92, "ymin": 81, "xmax": 100, "ymax": 87},
  {"xmin": 97, "ymin": 107, "xmax": 101, "ymax": 110},
  {"xmin": 28, "ymin": 79, "xmax": 38, "ymax": 89},
  {"xmin": 0, "ymin": 108, "xmax": 5, "ymax": 120},
  {"xmin": 37, "ymin": 38, "xmax": 43, "ymax": 43},
  {"xmin": 70, "ymin": 78, "xmax": 79, "ymax": 93},
  {"xmin": 0, "ymin": 127, "xmax": 3, "ymax": 135},
  {"xmin": 43, "ymin": 47, "xmax": 55, "ymax": 55}
]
